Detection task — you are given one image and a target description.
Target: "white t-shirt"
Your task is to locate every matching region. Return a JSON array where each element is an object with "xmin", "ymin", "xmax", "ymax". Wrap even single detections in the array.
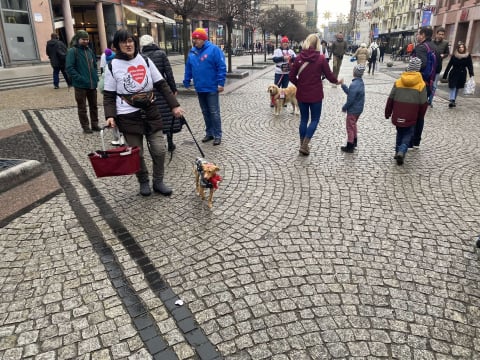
[{"xmin": 104, "ymin": 53, "xmax": 164, "ymax": 115}]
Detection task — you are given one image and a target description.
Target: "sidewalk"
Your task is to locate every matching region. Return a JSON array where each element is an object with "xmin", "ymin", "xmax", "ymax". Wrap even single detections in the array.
[{"xmin": 2, "ymin": 56, "xmax": 480, "ymax": 360}]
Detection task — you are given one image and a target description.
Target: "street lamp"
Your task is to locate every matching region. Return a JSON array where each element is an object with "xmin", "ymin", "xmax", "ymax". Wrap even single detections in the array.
[{"xmin": 250, "ymin": 0, "xmax": 259, "ymax": 66}]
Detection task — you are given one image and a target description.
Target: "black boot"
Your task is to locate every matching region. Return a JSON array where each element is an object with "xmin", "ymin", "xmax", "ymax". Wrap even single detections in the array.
[
  {"xmin": 340, "ymin": 142, "xmax": 354, "ymax": 153},
  {"xmin": 353, "ymin": 138, "xmax": 358, "ymax": 148}
]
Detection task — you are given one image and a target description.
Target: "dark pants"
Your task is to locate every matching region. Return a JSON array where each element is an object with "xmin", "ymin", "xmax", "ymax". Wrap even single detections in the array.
[
  {"xmin": 411, "ymin": 118, "xmax": 424, "ymax": 147},
  {"xmin": 74, "ymin": 88, "xmax": 98, "ymax": 130},
  {"xmin": 52, "ymin": 66, "xmax": 71, "ymax": 88},
  {"xmin": 368, "ymin": 60, "xmax": 377, "ymax": 74}
]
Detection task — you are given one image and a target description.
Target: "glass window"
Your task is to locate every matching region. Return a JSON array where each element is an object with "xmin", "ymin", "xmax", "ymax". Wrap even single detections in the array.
[
  {"xmin": 1, "ymin": 0, "xmax": 28, "ymax": 11},
  {"xmin": 3, "ymin": 10, "xmax": 29, "ymax": 24}
]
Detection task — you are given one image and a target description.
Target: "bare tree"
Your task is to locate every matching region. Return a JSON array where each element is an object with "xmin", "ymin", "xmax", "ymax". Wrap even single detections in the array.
[
  {"xmin": 153, "ymin": 0, "xmax": 202, "ymax": 61},
  {"xmin": 212, "ymin": 0, "xmax": 255, "ymax": 72}
]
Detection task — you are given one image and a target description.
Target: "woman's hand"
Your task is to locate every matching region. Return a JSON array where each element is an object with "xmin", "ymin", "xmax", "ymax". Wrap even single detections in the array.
[
  {"xmin": 172, "ymin": 107, "xmax": 185, "ymax": 118},
  {"xmin": 106, "ymin": 117, "xmax": 116, "ymax": 128}
]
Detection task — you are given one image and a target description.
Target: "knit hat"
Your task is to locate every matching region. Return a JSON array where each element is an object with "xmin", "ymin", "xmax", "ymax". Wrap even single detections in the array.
[
  {"xmin": 281, "ymin": 36, "xmax": 289, "ymax": 43},
  {"xmin": 360, "ymin": 43, "xmax": 367, "ymax": 48},
  {"xmin": 407, "ymin": 57, "xmax": 422, "ymax": 72},
  {"xmin": 105, "ymin": 48, "xmax": 115, "ymax": 62},
  {"xmin": 76, "ymin": 30, "xmax": 89, "ymax": 39},
  {"xmin": 353, "ymin": 64, "xmax": 366, "ymax": 78},
  {"xmin": 139, "ymin": 34, "xmax": 154, "ymax": 47},
  {"xmin": 192, "ymin": 28, "xmax": 208, "ymax": 40}
]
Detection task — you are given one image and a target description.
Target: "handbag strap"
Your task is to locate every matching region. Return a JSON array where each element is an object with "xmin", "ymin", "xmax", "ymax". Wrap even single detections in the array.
[{"xmin": 297, "ymin": 62, "xmax": 309, "ymax": 78}]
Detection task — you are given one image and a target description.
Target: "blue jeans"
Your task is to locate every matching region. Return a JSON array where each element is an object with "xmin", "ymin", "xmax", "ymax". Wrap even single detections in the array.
[
  {"xmin": 428, "ymin": 73, "xmax": 440, "ymax": 103},
  {"xmin": 449, "ymin": 87, "xmax": 458, "ymax": 101},
  {"xmin": 197, "ymin": 92, "xmax": 222, "ymax": 139},
  {"xmin": 274, "ymin": 73, "xmax": 289, "ymax": 88},
  {"xmin": 396, "ymin": 125, "xmax": 414, "ymax": 154},
  {"xmin": 298, "ymin": 101, "xmax": 322, "ymax": 139},
  {"xmin": 411, "ymin": 117, "xmax": 424, "ymax": 147}
]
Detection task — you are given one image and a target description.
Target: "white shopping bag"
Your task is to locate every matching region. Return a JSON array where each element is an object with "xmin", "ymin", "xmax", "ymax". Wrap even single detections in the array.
[{"xmin": 464, "ymin": 77, "xmax": 475, "ymax": 96}]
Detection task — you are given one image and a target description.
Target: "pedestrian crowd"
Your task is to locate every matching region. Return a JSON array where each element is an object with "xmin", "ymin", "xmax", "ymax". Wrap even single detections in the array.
[{"xmin": 46, "ymin": 25, "xmax": 475, "ymax": 196}]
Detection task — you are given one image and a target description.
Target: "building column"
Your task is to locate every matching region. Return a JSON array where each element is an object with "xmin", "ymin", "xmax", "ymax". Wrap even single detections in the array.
[
  {"xmin": 62, "ymin": 0, "xmax": 74, "ymax": 43},
  {"xmin": 96, "ymin": 2, "xmax": 107, "ymax": 51}
]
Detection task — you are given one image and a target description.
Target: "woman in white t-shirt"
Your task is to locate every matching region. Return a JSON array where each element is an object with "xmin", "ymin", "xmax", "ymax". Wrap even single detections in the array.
[{"xmin": 103, "ymin": 30, "xmax": 184, "ymax": 197}]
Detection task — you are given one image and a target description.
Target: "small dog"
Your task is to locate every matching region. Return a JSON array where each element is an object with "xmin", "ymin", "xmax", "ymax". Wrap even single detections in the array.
[
  {"xmin": 267, "ymin": 84, "xmax": 299, "ymax": 116},
  {"xmin": 194, "ymin": 158, "xmax": 222, "ymax": 208}
]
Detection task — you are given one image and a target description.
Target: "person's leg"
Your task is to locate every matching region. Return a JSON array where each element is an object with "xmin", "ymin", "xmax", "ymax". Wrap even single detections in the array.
[
  {"xmin": 448, "ymin": 88, "xmax": 456, "ymax": 107},
  {"xmin": 341, "ymin": 113, "xmax": 356, "ymax": 152},
  {"xmin": 74, "ymin": 88, "xmax": 90, "ymax": 131},
  {"xmin": 298, "ymin": 102, "xmax": 309, "ymax": 141},
  {"xmin": 197, "ymin": 92, "xmax": 213, "ymax": 139},
  {"xmin": 333, "ymin": 56, "xmax": 340, "ymax": 78},
  {"xmin": 281, "ymin": 75, "xmax": 290, "ymax": 88},
  {"xmin": 430, "ymin": 73, "xmax": 440, "ymax": 104},
  {"xmin": 86, "ymin": 89, "xmax": 99, "ymax": 129},
  {"xmin": 305, "ymin": 101, "xmax": 322, "ymax": 139},
  {"xmin": 124, "ymin": 132, "xmax": 150, "ymax": 195},
  {"xmin": 52, "ymin": 67, "xmax": 60, "ymax": 88},
  {"xmin": 146, "ymin": 131, "xmax": 172, "ymax": 195},
  {"xmin": 412, "ymin": 118, "xmax": 424, "ymax": 147},
  {"xmin": 60, "ymin": 66, "xmax": 71, "ymax": 87},
  {"xmin": 206, "ymin": 92, "xmax": 222, "ymax": 143}
]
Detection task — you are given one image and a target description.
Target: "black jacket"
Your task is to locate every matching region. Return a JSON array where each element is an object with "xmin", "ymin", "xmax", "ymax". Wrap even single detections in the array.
[
  {"xmin": 443, "ymin": 51, "xmax": 474, "ymax": 90},
  {"xmin": 141, "ymin": 45, "xmax": 180, "ymax": 134},
  {"xmin": 46, "ymin": 39, "xmax": 67, "ymax": 68}
]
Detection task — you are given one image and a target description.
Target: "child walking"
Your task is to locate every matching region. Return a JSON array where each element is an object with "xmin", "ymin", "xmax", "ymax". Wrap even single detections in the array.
[
  {"xmin": 385, "ymin": 57, "xmax": 428, "ymax": 165},
  {"xmin": 340, "ymin": 64, "xmax": 366, "ymax": 153}
]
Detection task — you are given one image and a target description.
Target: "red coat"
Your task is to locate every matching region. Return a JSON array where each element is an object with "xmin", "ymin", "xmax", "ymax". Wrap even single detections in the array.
[{"xmin": 289, "ymin": 48, "xmax": 338, "ymax": 103}]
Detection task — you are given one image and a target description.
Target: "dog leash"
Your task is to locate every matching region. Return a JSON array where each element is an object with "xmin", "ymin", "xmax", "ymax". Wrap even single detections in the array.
[{"xmin": 181, "ymin": 116, "xmax": 206, "ymax": 158}]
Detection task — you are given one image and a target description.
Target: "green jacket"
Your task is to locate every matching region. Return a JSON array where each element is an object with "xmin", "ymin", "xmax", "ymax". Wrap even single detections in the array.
[{"xmin": 66, "ymin": 45, "xmax": 98, "ymax": 89}]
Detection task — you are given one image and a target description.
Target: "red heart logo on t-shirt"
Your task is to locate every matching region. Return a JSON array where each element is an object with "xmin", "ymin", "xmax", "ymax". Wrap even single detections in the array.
[{"xmin": 127, "ymin": 65, "xmax": 146, "ymax": 84}]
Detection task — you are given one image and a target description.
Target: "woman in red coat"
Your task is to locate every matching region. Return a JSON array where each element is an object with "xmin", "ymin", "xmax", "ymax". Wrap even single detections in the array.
[{"xmin": 289, "ymin": 34, "xmax": 343, "ymax": 156}]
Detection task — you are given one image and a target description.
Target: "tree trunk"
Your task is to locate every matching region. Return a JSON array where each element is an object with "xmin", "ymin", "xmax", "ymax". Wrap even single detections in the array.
[
  {"xmin": 226, "ymin": 19, "xmax": 233, "ymax": 73},
  {"xmin": 182, "ymin": 17, "xmax": 190, "ymax": 62}
]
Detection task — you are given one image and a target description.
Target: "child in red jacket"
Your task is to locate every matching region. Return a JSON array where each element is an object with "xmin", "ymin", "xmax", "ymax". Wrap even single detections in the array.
[{"xmin": 385, "ymin": 57, "xmax": 428, "ymax": 165}]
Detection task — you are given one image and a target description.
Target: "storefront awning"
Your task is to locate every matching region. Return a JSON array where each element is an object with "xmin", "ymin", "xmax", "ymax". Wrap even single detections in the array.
[{"xmin": 123, "ymin": 4, "xmax": 176, "ymax": 25}]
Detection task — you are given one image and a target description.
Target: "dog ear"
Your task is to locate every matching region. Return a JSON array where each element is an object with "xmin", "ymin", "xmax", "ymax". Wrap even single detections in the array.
[{"xmin": 214, "ymin": 166, "xmax": 220, "ymax": 172}]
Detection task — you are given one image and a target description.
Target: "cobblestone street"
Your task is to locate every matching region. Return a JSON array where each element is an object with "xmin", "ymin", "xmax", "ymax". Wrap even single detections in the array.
[{"xmin": 1, "ymin": 56, "xmax": 480, "ymax": 359}]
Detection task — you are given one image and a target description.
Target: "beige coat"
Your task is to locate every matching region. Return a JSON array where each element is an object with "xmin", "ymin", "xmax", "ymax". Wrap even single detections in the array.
[{"xmin": 354, "ymin": 47, "xmax": 369, "ymax": 65}]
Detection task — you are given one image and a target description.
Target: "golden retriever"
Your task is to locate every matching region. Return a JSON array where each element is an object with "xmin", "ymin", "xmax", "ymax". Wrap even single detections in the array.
[
  {"xmin": 267, "ymin": 84, "xmax": 299, "ymax": 116},
  {"xmin": 194, "ymin": 158, "xmax": 222, "ymax": 208}
]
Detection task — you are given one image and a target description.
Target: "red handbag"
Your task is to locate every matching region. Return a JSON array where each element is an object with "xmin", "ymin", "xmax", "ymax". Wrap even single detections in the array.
[{"xmin": 88, "ymin": 127, "xmax": 140, "ymax": 178}]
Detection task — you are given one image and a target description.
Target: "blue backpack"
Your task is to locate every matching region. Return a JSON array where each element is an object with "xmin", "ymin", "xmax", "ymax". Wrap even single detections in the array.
[{"xmin": 417, "ymin": 42, "xmax": 437, "ymax": 94}]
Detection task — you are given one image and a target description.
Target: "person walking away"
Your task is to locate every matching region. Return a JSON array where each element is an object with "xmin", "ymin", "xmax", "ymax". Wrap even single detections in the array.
[
  {"xmin": 442, "ymin": 41, "xmax": 474, "ymax": 108},
  {"xmin": 385, "ymin": 58, "xmax": 428, "ymax": 165},
  {"xmin": 140, "ymin": 35, "xmax": 178, "ymax": 152},
  {"xmin": 183, "ymin": 28, "xmax": 226, "ymax": 146},
  {"xmin": 340, "ymin": 64, "xmax": 366, "ymax": 153},
  {"xmin": 367, "ymin": 41, "xmax": 379, "ymax": 75},
  {"xmin": 103, "ymin": 30, "xmax": 185, "ymax": 197},
  {"xmin": 289, "ymin": 34, "xmax": 343, "ymax": 156},
  {"xmin": 410, "ymin": 26, "xmax": 437, "ymax": 148},
  {"xmin": 271, "ymin": 36, "xmax": 296, "ymax": 106},
  {"xmin": 429, "ymin": 27, "xmax": 450, "ymax": 106},
  {"xmin": 378, "ymin": 42, "xmax": 386, "ymax": 62},
  {"xmin": 330, "ymin": 32, "xmax": 348, "ymax": 83},
  {"xmin": 46, "ymin": 33, "xmax": 71, "ymax": 89},
  {"xmin": 66, "ymin": 30, "xmax": 99, "ymax": 134},
  {"xmin": 354, "ymin": 43, "xmax": 369, "ymax": 65}
]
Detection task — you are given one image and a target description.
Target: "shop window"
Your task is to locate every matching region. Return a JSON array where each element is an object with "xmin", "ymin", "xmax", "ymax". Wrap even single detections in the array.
[
  {"xmin": 1, "ymin": 0, "xmax": 28, "ymax": 11},
  {"xmin": 3, "ymin": 10, "xmax": 29, "ymax": 24}
]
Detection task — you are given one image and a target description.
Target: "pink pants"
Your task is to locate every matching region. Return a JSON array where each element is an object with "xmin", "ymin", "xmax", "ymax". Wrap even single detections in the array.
[{"xmin": 346, "ymin": 113, "xmax": 360, "ymax": 143}]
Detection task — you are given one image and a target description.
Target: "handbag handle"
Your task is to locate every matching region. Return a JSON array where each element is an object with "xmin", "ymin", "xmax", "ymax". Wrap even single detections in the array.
[{"xmin": 100, "ymin": 126, "xmax": 126, "ymax": 151}]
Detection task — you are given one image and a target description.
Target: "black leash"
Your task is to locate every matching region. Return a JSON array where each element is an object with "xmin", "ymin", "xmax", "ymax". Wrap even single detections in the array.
[{"xmin": 181, "ymin": 116, "xmax": 205, "ymax": 158}]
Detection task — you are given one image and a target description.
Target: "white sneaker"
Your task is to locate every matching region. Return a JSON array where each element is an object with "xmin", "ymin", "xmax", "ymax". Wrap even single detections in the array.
[{"xmin": 111, "ymin": 140, "xmax": 121, "ymax": 146}]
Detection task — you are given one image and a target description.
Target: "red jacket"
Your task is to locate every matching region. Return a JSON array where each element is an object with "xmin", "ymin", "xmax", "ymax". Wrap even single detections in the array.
[{"xmin": 289, "ymin": 48, "xmax": 338, "ymax": 103}]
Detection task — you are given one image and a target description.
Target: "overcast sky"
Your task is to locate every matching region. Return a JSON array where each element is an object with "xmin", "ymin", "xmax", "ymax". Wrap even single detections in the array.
[{"xmin": 318, "ymin": 0, "xmax": 352, "ymax": 26}]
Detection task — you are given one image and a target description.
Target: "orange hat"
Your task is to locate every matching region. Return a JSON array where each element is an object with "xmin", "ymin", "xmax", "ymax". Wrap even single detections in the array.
[
  {"xmin": 192, "ymin": 28, "xmax": 208, "ymax": 40},
  {"xmin": 281, "ymin": 36, "xmax": 289, "ymax": 43}
]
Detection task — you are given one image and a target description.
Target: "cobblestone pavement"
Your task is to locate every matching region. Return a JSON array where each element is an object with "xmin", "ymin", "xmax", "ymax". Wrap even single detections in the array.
[{"xmin": 1, "ymin": 56, "xmax": 480, "ymax": 359}]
